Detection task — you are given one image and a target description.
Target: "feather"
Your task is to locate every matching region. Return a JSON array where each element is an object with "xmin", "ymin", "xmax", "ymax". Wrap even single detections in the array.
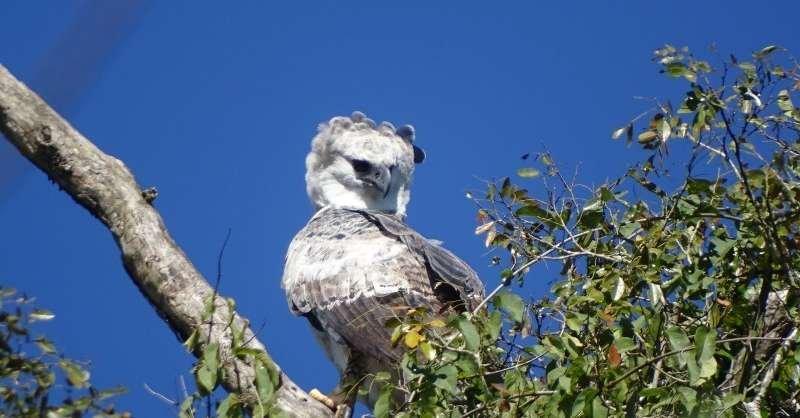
[
  {"xmin": 356, "ymin": 210, "xmax": 482, "ymax": 307},
  {"xmin": 282, "ymin": 209, "xmax": 484, "ymax": 366}
]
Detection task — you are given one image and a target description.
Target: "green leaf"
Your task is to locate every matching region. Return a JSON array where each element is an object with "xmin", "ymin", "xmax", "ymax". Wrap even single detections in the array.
[
  {"xmin": 419, "ymin": 340, "xmax": 436, "ymax": 361},
  {"xmin": 677, "ymin": 386, "xmax": 697, "ymax": 412},
  {"xmin": 738, "ymin": 62, "xmax": 756, "ymax": 74},
  {"xmin": 373, "ymin": 385, "xmax": 393, "ymax": 418},
  {"xmin": 196, "ymin": 343, "xmax": 219, "ymax": 394},
  {"xmin": 777, "ymin": 89, "xmax": 795, "ymax": 113},
  {"xmin": 599, "ymin": 186, "xmax": 616, "ymax": 202},
  {"xmin": 216, "ymin": 393, "xmax": 242, "ymax": 418},
  {"xmin": 58, "ymin": 359, "xmax": 90, "ymax": 388},
  {"xmin": 710, "ymin": 236, "xmax": 736, "ymax": 261},
  {"xmin": 500, "ymin": 177, "xmax": 513, "ymax": 197},
  {"xmin": 686, "ymin": 351, "xmax": 701, "ymax": 386},
  {"xmin": 457, "ymin": 316, "xmax": 481, "ymax": 351},
  {"xmin": 486, "ymin": 310, "xmax": 502, "ymax": 342},
  {"xmin": 427, "ymin": 318, "xmax": 446, "ymax": 328},
  {"xmin": 493, "ymin": 291, "xmax": 525, "ymax": 323},
  {"xmin": 618, "ymin": 222, "xmax": 640, "ymax": 237},
  {"xmin": 579, "ymin": 207, "xmax": 604, "ymax": 229},
  {"xmin": 35, "ymin": 337, "xmax": 56, "ymax": 354},
  {"xmin": 517, "ymin": 167, "xmax": 540, "ymax": 178},
  {"xmin": 613, "ymin": 337, "xmax": 636, "ymax": 353},
  {"xmin": 590, "ymin": 394, "xmax": 609, "ymax": 418},
  {"xmin": 254, "ymin": 363, "xmax": 274, "ymax": 404},
  {"xmin": 434, "ymin": 365, "xmax": 458, "ymax": 394},
  {"xmin": 664, "ymin": 62, "xmax": 696, "ymax": 82},
  {"xmin": 665, "ymin": 327, "xmax": 689, "ymax": 350},
  {"xmin": 183, "ymin": 329, "xmax": 199, "ymax": 352},
  {"xmin": 694, "ymin": 326, "xmax": 717, "ymax": 380},
  {"xmin": 516, "ymin": 203, "xmax": 548, "ymax": 218},
  {"xmin": 455, "ymin": 354, "xmax": 479, "ymax": 375},
  {"xmin": 95, "ymin": 386, "xmax": 127, "ymax": 401},
  {"xmin": 179, "ymin": 396, "xmax": 195, "ymax": 418},
  {"xmin": 571, "ymin": 388, "xmax": 597, "ymax": 416},
  {"xmin": 29, "ymin": 309, "xmax": 55, "ymax": 322},
  {"xmin": 720, "ymin": 392, "xmax": 744, "ymax": 409},
  {"xmin": 390, "ymin": 324, "xmax": 402, "ymax": 346},
  {"xmin": 753, "ymin": 45, "xmax": 778, "ymax": 60},
  {"xmin": 565, "ymin": 314, "xmax": 585, "ymax": 332},
  {"xmin": 666, "ymin": 326, "xmax": 691, "ymax": 353},
  {"xmin": 203, "ymin": 342, "xmax": 220, "ymax": 368},
  {"xmin": 266, "ymin": 408, "xmax": 291, "ymax": 418}
]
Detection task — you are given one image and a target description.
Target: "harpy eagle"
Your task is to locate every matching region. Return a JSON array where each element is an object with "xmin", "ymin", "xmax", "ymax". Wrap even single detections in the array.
[{"xmin": 281, "ymin": 112, "xmax": 484, "ymax": 413}]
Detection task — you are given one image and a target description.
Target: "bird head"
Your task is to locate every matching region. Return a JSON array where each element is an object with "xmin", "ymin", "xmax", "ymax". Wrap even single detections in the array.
[{"xmin": 305, "ymin": 111, "xmax": 425, "ymax": 218}]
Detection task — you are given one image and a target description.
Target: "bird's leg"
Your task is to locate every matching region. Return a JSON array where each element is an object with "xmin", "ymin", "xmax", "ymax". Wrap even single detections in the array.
[
  {"xmin": 329, "ymin": 353, "xmax": 363, "ymax": 418},
  {"xmin": 308, "ymin": 352, "xmax": 363, "ymax": 417}
]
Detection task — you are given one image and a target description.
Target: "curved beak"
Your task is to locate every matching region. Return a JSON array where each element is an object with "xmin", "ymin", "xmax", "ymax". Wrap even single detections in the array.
[{"xmin": 359, "ymin": 165, "xmax": 392, "ymax": 197}]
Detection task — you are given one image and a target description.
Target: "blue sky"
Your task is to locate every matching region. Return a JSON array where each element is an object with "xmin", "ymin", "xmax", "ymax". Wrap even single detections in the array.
[{"xmin": 1, "ymin": 1, "xmax": 797, "ymax": 415}]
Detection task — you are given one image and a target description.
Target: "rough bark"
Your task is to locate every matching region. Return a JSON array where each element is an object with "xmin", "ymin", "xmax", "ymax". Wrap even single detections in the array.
[{"xmin": 0, "ymin": 64, "xmax": 332, "ymax": 418}]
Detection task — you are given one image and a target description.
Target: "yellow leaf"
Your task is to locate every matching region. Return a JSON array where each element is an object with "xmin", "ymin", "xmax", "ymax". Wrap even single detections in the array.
[
  {"xmin": 638, "ymin": 130, "xmax": 658, "ymax": 143},
  {"xmin": 404, "ymin": 330, "xmax": 421, "ymax": 349},
  {"xmin": 428, "ymin": 319, "xmax": 446, "ymax": 328}
]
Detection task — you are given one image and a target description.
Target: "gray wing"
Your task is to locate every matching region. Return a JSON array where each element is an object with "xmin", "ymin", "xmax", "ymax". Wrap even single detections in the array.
[
  {"xmin": 357, "ymin": 210, "xmax": 484, "ymax": 310},
  {"xmin": 281, "ymin": 208, "xmax": 483, "ymax": 366}
]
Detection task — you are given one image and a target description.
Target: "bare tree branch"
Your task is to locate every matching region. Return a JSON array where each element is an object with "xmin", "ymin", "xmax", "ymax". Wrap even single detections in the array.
[{"xmin": 0, "ymin": 64, "xmax": 332, "ymax": 418}]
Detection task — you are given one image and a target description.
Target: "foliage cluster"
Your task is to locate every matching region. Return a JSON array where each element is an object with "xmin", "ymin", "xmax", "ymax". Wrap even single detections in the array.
[
  {"xmin": 178, "ymin": 291, "xmax": 285, "ymax": 418},
  {"xmin": 381, "ymin": 45, "xmax": 800, "ymax": 417},
  {"xmin": 0, "ymin": 287, "xmax": 127, "ymax": 418}
]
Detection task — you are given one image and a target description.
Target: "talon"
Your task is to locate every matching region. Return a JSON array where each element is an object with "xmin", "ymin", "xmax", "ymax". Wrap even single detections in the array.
[
  {"xmin": 334, "ymin": 404, "xmax": 352, "ymax": 418},
  {"xmin": 309, "ymin": 388, "xmax": 337, "ymax": 410}
]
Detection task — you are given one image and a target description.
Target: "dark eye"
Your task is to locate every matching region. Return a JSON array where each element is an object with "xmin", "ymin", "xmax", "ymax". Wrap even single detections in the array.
[{"xmin": 350, "ymin": 159, "xmax": 371, "ymax": 173}]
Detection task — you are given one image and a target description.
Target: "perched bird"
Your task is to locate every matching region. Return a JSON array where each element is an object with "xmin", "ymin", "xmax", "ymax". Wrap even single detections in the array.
[{"xmin": 281, "ymin": 112, "xmax": 484, "ymax": 414}]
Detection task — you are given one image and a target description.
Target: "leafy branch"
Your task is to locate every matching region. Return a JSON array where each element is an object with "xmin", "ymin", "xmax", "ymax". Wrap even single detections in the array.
[{"xmin": 380, "ymin": 44, "xmax": 800, "ymax": 418}]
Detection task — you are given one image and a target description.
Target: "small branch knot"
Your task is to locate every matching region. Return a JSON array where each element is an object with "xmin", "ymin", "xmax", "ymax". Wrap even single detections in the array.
[
  {"xmin": 141, "ymin": 186, "xmax": 159, "ymax": 203},
  {"xmin": 39, "ymin": 125, "xmax": 52, "ymax": 144}
]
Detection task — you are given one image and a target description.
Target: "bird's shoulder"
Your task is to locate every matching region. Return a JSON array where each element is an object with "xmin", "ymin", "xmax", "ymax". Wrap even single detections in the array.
[{"xmin": 293, "ymin": 207, "xmax": 387, "ymax": 241}]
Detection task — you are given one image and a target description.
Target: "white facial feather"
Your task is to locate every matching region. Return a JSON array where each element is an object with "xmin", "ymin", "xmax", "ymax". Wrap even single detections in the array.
[{"xmin": 305, "ymin": 112, "xmax": 420, "ymax": 217}]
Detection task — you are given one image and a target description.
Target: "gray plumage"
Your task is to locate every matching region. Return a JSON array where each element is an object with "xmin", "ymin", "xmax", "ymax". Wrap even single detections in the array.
[
  {"xmin": 284, "ymin": 208, "xmax": 482, "ymax": 365},
  {"xmin": 281, "ymin": 112, "xmax": 484, "ymax": 410}
]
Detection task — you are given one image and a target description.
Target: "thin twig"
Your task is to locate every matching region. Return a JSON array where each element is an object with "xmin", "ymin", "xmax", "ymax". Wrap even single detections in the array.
[
  {"xmin": 744, "ymin": 327, "xmax": 798, "ymax": 416},
  {"xmin": 144, "ymin": 383, "xmax": 178, "ymax": 406},
  {"xmin": 472, "ymin": 229, "xmax": 600, "ymax": 313}
]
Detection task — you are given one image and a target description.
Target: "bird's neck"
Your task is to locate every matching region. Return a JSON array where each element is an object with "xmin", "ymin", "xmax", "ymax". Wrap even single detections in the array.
[{"xmin": 308, "ymin": 179, "xmax": 407, "ymax": 218}]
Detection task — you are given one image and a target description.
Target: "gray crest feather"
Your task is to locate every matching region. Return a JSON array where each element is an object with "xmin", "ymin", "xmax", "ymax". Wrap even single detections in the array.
[
  {"xmin": 395, "ymin": 124, "xmax": 415, "ymax": 142},
  {"xmin": 350, "ymin": 110, "xmax": 366, "ymax": 122},
  {"xmin": 379, "ymin": 121, "xmax": 396, "ymax": 132}
]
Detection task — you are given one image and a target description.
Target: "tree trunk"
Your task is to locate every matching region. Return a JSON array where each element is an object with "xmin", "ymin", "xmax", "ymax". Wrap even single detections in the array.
[{"xmin": 0, "ymin": 64, "xmax": 332, "ymax": 418}]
